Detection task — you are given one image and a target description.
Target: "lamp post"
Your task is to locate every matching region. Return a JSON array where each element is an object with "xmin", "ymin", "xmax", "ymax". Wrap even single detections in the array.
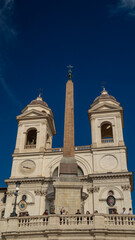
[{"xmin": 10, "ymin": 181, "xmax": 21, "ymax": 217}]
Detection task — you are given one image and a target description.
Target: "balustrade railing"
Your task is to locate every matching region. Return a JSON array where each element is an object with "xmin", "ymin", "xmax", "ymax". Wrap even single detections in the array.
[
  {"xmin": 18, "ymin": 215, "xmax": 48, "ymax": 228},
  {"xmin": 17, "ymin": 214, "xmax": 135, "ymax": 229},
  {"xmin": 60, "ymin": 214, "xmax": 93, "ymax": 226},
  {"xmin": 101, "ymin": 138, "xmax": 114, "ymax": 143},
  {"xmin": 46, "ymin": 145, "xmax": 91, "ymax": 153},
  {"xmin": 24, "ymin": 144, "xmax": 36, "ymax": 149},
  {"xmin": 105, "ymin": 214, "xmax": 135, "ymax": 227},
  {"xmin": 74, "ymin": 146, "xmax": 91, "ymax": 151},
  {"xmin": 1, "ymin": 214, "xmax": 135, "ymax": 234}
]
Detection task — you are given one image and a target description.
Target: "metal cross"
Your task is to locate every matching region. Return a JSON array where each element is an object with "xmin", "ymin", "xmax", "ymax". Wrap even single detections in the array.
[
  {"xmin": 101, "ymin": 81, "xmax": 107, "ymax": 91},
  {"xmin": 38, "ymin": 88, "xmax": 43, "ymax": 97},
  {"xmin": 67, "ymin": 65, "xmax": 73, "ymax": 80}
]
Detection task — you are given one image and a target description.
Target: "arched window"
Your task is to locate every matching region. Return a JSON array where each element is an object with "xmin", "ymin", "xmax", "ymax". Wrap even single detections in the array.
[
  {"xmin": 108, "ymin": 190, "xmax": 114, "ymax": 196},
  {"xmin": 52, "ymin": 167, "xmax": 58, "ymax": 177},
  {"xmin": 1, "ymin": 210, "xmax": 5, "ymax": 218},
  {"xmin": 78, "ymin": 166, "xmax": 84, "ymax": 176},
  {"xmin": 2, "ymin": 192, "xmax": 7, "ymax": 203},
  {"xmin": 25, "ymin": 128, "xmax": 37, "ymax": 148},
  {"xmin": 101, "ymin": 122, "xmax": 113, "ymax": 143}
]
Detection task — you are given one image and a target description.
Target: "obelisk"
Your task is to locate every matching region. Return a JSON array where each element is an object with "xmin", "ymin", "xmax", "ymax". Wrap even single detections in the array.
[
  {"xmin": 54, "ymin": 66, "xmax": 82, "ymax": 214},
  {"xmin": 60, "ymin": 65, "xmax": 78, "ymax": 177}
]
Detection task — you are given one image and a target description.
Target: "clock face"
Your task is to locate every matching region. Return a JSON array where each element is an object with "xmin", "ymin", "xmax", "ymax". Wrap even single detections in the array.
[
  {"xmin": 20, "ymin": 160, "xmax": 36, "ymax": 174},
  {"xmin": 107, "ymin": 196, "xmax": 116, "ymax": 207}
]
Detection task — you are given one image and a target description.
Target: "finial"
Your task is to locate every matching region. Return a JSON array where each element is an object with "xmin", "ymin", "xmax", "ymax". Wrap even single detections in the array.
[
  {"xmin": 36, "ymin": 88, "xmax": 43, "ymax": 101},
  {"xmin": 101, "ymin": 81, "xmax": 106, "ymax": 91},
  {"xmin": 67, "ymin": 65, "xmax": 73, "ymax": 80},
  {"xmin": 38, "ymin": 88, "xmax": 43, "ymax": 98}
]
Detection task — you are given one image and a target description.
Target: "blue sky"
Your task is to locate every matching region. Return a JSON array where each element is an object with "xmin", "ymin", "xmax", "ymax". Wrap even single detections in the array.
[{"xmin": 0, "ymin": 0, "xmax": 135, "ymax": 210}]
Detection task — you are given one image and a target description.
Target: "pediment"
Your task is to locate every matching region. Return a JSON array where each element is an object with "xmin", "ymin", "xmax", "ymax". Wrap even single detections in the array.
[
  {"xmin": 17, "ymin": 109, "xmax": 47, "ymax": 120},
  {"xmin": 90, "ymin": 102, "xmax": 122, "ymax": 112}
]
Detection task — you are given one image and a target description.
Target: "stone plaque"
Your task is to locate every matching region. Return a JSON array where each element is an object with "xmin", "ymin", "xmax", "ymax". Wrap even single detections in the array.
[
  {"xmin": 54, "ymin": 182, "xmax": 82, "ymax": 214},
  {"xmin": 60, "ymin": 163, "xmax": 77, "ymax": 174},
  {"xmin": 100, "ymin": 155, "xmax": 117, "ymax": 170}
]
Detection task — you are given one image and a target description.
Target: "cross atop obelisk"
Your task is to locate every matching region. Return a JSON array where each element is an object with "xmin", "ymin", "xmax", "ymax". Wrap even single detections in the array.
[
  {"xmin": 60, "ymin": 66, "xmax": 77, "ymax": 176},
  {"xmin": 67, "ymin": 65, "xmax": 73, "ymax": 80}
]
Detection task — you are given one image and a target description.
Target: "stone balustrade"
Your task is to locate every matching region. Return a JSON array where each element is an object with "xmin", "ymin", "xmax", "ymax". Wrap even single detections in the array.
[
  {"xmin": 24, "ymin": 144, "xmax": 36, "ymax": 149},
  {"xmin": 101, "ymin": 138, "xmax": 114, "ymax": 143},
  {"xmin": 105, "ymin": 214, "xmax": 135, "ymax": 228},
  {"xmin": 0, "ymin": 214, "xmax": 135, "ymax": 235},
  {"xmin": 46, "ymin": 145, "xmax": 91, "ymax": 153}
]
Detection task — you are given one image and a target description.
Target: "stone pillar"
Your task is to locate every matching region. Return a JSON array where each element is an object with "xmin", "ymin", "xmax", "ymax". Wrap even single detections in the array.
[
  {"xmin": 14, "ymin": 122, "xmax": 22, "ymax": 153},
  {"xmin": 39, "ymin": 190, "xmax": 47, "ymax": 215},
  {"xmin": 39, "ymin": 121, "xmax": 47, "ymax": 151},
  {"xmin": 116, "ymin": 115, "xmax": 124, "ymax": 146},
  {"xmin": 91, "ymin": 117, "xmax": 97, "ymax": 148},
  {"xmin": 48, "ymin": 215, "xmax": 59, "ymax": 228},
  {"xmin": 7, "ymin": 217, "xmax": 19, "ymax": 232},
  {"xmin": 94, "ymin": 214, "xmax": 105, "ymax": 229}
]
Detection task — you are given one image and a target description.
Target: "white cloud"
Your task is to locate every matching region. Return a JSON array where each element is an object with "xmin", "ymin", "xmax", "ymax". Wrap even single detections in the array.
[
  {"xmin": 0, "ymin": 0, "xmax": 20, "ymax": 106},
  {"xmin": 110, "ymin": 0, "xmax": 135, "ymax": 17},
  {"xmin": 0, "ymin": 0, "xmax": 16, "ymax": 43}
]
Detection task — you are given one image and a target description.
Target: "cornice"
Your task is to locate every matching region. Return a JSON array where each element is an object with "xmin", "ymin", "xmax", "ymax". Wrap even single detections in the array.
[
  {"xmin": 12, "ymin": 145, "xmax": 126, "ymax": 157},
  {"xmin": 17, "ymin": 115, "xmax": 48, "ymax": 121},
  {"xmin": 12, "ymin": 152, "xmax": 45, "ymax": 157},
  {"xmin": 91, "ymin": 145, "xmax": 127, "ymax": 152},
  {"xmin": 5, "ymin": 177, "xmax": 55, "ymax": 185},
  {"xmin": 89, "ymin": 109, "xmax": 122, "ymax": 116},
  {"xmin": 88, "ymin": 171, "xmax": 133, "ymax": 179},
  {"xmin": 80, "ymin": 172, "xmax": 133, "ymax": 186},
  {"xmin": 4, "ymin": 173, "xmax": 133, "ymax": 192}
]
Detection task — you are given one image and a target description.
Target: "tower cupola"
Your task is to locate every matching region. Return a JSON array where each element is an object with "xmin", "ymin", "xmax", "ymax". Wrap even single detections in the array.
[{"xmin": 91, "ymin": 88, "xmax": 119, "ymax": 107}]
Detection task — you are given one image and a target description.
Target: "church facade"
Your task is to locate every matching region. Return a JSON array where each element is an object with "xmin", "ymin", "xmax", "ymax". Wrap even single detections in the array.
[{"xmin": 0, "ymin": 71, "xmax": 134, "ymax": 239}]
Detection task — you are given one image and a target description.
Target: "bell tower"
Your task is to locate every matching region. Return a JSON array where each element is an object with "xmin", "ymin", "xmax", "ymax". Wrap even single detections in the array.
[
  {"xmin": 87, "ymin": 88, "xmax": 133, "ymax": 214},
  {"xmin": 11, "ymin": 95, "xmax": 56, "ymax": 179},
  {"xmin": 88, "ymin": 88, "xmax": 128, "ymax": 174},
  {"xmin": 14, "ymin": 95, "xmax": 56, "ymax": 154},
  {"xmin": 88, "ymin": 88, "xmax": 124, "ymax": 148}
]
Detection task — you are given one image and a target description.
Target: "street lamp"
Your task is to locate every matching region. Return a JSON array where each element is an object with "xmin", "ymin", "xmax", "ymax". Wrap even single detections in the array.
[{"xmin": 10, "ymin": 181, "xmax": 21, "ymax": 217}]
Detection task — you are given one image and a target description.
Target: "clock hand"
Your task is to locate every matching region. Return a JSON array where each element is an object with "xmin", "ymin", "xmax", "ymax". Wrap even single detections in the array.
[{"xmin": 23, "ymin": 166, "xmax": 31, "ymax": 169}]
